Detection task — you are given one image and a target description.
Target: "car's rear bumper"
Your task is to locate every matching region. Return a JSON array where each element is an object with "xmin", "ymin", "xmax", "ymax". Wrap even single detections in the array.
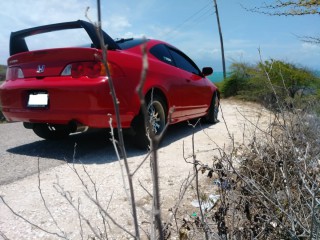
[{"xmin": 0, "ymin": 77, "xmax": 138, "ymax": 128}]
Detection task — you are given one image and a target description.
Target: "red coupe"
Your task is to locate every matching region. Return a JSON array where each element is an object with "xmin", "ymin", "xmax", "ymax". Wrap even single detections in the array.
[{"xmin": 0, "ymin": 20, "xmax": 219, "ymax": 147}]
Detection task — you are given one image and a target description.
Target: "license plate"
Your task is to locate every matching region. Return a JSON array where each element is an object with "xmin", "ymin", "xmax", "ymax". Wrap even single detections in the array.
[{"xmin": 28, "ymin": 92, "xmax": 48, "ymax": 107}]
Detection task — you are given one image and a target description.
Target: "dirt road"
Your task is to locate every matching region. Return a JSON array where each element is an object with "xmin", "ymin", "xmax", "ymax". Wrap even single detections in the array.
[{"xmin": 0, "ymin": 99, "xmax": 270, "ymax": 239}]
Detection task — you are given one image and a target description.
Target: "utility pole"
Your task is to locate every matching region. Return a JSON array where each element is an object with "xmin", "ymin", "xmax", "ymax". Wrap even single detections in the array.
[
  {"xmin": 213, "ymin": 0, "xmax": 226, "ymax": 79},
  {"xmin": 97, "ymin": 0, "xmax": 101, "ymax": 23}
]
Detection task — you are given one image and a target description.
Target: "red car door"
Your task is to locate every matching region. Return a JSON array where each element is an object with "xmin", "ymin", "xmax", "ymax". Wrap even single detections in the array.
[
  {"xmin": 167, "ymin": 47, "xmax": 212, "ymax": 117},
  {"xmin": 148, "ymin": 44, "xmax": 186, "ymax": 119}
]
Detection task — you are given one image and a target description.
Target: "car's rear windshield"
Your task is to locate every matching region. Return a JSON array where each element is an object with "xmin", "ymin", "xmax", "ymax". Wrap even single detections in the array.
[
  {"xmin": 24, "ymin": 28, "xmax": 94, "ymax": 51},
  {"xmin": 115, "ymin": 38, "xmax": 147, "ymax": 49}
]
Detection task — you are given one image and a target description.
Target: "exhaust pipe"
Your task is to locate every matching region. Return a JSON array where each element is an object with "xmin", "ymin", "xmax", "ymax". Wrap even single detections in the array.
[{"xmin": 68, "ymin": 121, "xmax": 88, "ymax": 133}]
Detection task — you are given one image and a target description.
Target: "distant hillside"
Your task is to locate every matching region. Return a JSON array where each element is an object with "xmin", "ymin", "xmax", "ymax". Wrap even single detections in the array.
[{"xmin": 0, "ymin": 65, "xmax": 6, "ymax": 81}]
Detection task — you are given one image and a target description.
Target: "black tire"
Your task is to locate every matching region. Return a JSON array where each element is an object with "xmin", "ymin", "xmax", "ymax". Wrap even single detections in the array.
[
  {"xmin": 205, "ymin": 93, "xmax": 219, "ymax": 124},
  {"xmin": 33, "ymin": 123, "xmax": 70, "ymax": 140},
  {"xmin": 132, "ymin": 95, "xmax": 167, "ymax": 149}
]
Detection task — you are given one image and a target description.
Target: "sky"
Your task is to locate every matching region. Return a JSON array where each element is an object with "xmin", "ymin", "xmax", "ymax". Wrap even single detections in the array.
[{"xmin": 0, "ymin": 0, "xmax": 319, "ymax": 71}]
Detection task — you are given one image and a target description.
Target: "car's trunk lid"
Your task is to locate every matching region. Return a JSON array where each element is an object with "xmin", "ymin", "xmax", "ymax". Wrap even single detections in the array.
[{"xmin": 8, "ymin": 48, "xmax": 100, "ymax": 78}]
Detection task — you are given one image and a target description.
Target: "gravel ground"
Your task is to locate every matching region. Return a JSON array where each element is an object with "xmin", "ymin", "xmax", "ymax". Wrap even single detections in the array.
[{"xmin": 0, "ymin": 99, "xmax": 271, "ymax": 239}]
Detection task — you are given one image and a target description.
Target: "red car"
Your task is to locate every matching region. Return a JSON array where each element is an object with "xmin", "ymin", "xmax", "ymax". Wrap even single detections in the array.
[{"xmin": 0, "ymin": 20, "xmax": 219, "ymax": 147}]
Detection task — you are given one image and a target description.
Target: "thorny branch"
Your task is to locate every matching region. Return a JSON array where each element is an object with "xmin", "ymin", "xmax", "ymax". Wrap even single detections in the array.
[
  {"xmin": 37, "ymin": 158, "xmax": 67, "ymax": 238},
  {"xmin": 85, "ymin": 7, "xmax": 140, "ymax": 238},
  {"xmin": 67, "ymin": 143, "xmax": 109, "ymax": 239},
  {"xmin": 84, "ymin": 192, "xmax": 136, "ymax": 238},
  {"xmin": 242, "ymin": 0, "xmax": 320, "ymax": 16},
  {"xmin": 53, "ymin": 179, "xmax": 103, "ymax": 240},
  {"xmin": 0, "ymin": 195, "xmax": 68, "ymax": 239},
  {"xmin": 135, "ymin": 38, "xmax": 164, "ymax": 240},
  {"xmin": 0, "ymin": 231, "xmax": 10, "ymax": 240}
]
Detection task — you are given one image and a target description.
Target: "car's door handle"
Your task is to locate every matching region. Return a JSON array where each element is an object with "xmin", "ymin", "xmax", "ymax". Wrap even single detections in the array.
[{"xmin": 186, "ymin": 79, "xmax": 191, "ymax": 83}]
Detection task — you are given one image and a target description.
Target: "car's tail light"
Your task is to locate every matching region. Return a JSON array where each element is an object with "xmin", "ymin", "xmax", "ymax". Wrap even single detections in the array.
[
  {"xmin": 6, "ymin": 67, "xmax": 24, "ymax": 80},
  {"xmin": 61, "ymin": 61, "xmax": 107, "ymax": 78}
]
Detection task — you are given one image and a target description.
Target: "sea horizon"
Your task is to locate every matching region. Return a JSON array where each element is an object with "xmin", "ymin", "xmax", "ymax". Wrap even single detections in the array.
[
  {"xmin": 209, "ymin": 70, "xmax": 320, "ymax": 83},
  {"xmin": 208, "ymin": 71, "xmax": 229, "ymax": 83}
]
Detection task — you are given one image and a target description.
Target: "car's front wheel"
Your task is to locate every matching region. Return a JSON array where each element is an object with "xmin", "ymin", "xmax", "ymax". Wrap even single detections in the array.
[
  {"xmin": 33, "ymin": 123, "xmax": 70, "ymax": 140},
  {"xmin": 133, "ymin": 95, "xmax": 167, "ymax": 149}
]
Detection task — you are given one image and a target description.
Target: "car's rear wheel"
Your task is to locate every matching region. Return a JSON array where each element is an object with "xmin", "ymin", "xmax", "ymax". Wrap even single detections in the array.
[
  {"xmin": 33, "ymin": 123, "xmax": 70, "ymax": 140},
  {"xmin": 205, "ymin": 92, "xmax": 219, "ymax": 124},
  {"xmin": 133, "ymin": 95, "xmax": 167, "ymax": 149}
]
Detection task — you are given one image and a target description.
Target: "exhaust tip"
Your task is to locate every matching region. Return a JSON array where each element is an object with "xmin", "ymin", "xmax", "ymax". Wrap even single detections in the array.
[{"xmin": 68, "ymin": 121, "xmax": 89, "ymax": 133}]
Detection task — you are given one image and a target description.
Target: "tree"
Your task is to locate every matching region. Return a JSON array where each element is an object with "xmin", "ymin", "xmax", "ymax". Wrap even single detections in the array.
[
  {"xmin": 245, "ymin": 0, "xmax": 320, "ymax": 44},
  {"xmin": 248, "ymin": 0, "xmax": 320, "ymax": 16}
]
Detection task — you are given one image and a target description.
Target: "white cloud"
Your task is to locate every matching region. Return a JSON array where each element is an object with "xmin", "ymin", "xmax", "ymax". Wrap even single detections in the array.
[
  {"xmin": 149, "ymin": 25, "xmax": 181, "ymax": 41},
  {"xmin": 1, "ymin": 0, "xmax": 94, "ymax": 30},
  {"xmin": 195, "ymin": 48, "xmax": 220, "ymax": 60},
  {"xmin": 0, "ymin": 0, "xmax": 96, "ymax": 64},
  {"xmin": 226, "ymin": 39, "xmax": 255, "ymax": 48},
  {"xmin": 122, "ymin": 32, "xmax": 148, "ymax": 39},
  {"xmin": 104, "ymin": 16, "xmax": 131, "ymax": 35},
  {"xmin": 225, "ymin": 49, "xmax": 249, "ymax": 63},
  {"xmin": 301, "ymin": 42, "xmax": 320, "ymax": 51}
]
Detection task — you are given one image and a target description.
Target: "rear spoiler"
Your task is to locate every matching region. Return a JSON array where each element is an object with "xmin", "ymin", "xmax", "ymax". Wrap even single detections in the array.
[{"xmin": 10, "ymin": 20, "xmax": 120, "ymax": 56}]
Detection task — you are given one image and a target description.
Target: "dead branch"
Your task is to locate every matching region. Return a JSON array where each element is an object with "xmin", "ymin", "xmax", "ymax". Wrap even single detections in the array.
[
  {"xmin": 84, "ymin": 192, "xmax": 136, "ymax": 238},
  {"xmin": 85, "ymin": 8, "xmax": 140, "ymax": 238},
  {"xmin": 0, "ymin": 231, "xmax": 10, "ymax": 240},
  {"xmin": 0, "ymin": 195, "xmax": 68, "ymax": 239},
  {"xmin": 135, "ymin": 39, "xmax": 164, "ymax": 239},
  {"xmin": 53, "ymin": 179, "xmax": 102, "ymax": 240},
  {"xmin": 37, "ymin": 158, "xmax": 67, "ymax": 238}
]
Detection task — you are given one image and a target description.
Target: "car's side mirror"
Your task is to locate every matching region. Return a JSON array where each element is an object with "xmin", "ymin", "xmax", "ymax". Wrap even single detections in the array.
[{"xmin": 202, "ymin": 67, "xmax": 213, "ymax": 76}]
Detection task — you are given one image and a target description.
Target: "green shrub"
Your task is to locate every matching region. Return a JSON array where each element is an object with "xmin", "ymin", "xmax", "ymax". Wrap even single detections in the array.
[
  {"xmin": 219, "ymin": 62, "xmax": 254, "ymax": 98},
  {"xmin": 220, "ymin": 60, "xmax": 320, "ymax": 111},
  {"xmin": 0, "ymin": 65, "xmax": 6, "ymax": 82}
]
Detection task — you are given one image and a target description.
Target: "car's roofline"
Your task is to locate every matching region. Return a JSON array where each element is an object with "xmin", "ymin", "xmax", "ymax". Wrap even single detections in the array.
[{"xmin": 10, "ymin": 20, "xmax": 120, "ymax": 56}]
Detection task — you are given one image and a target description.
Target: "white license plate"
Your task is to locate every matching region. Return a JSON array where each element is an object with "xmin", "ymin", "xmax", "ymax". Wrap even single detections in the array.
[{"xmin": 28, "ymin": 93, "xmax": 48, "ymax": 107}]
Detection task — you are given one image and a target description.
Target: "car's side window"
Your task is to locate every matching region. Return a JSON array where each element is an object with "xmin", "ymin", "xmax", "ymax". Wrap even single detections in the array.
[
  {"xmin": 150, "ymin": 44, "xmax": 175, "ymax": 66},
  {"xmin": 167, "ymin": 47, "xmax": 201, "ymax": 75}
]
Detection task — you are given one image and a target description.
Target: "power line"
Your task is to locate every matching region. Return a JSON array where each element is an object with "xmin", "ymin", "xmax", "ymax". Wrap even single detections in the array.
[{"xmin": 161, "ymin": 1, "xmax": 214, "ymax": 40}]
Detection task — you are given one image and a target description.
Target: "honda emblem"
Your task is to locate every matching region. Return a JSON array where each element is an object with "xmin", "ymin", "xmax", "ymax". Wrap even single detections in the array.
[{"xmin": 36, "ymin": 65, "xmax": 46, "ymax": 73}]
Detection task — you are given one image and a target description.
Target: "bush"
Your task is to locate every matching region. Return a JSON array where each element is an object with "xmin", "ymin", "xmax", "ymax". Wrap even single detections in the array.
[
  {"xmin": 0, "ymin": 65, "xmax": 6, "ymax": 82},
  {"xmin": 195, "ymin": 98, "xmax": 320, "ymax": 239},
  {"xmin": 220, "ymin": 60, "xmax": 320, "ymax": 111},
  {"xmin": 218, "ymin": 62, "xmax": 255, "ymax": 98},
  {"xmin": 233, "ymin": 111, "xmax": 320, "ymax": 238}
]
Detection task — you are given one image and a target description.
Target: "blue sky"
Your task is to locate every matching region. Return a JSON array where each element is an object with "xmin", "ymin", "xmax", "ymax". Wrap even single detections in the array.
[{"xmin": 0, "ymin": 0, "xmax": 319, "ymax": 71}]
